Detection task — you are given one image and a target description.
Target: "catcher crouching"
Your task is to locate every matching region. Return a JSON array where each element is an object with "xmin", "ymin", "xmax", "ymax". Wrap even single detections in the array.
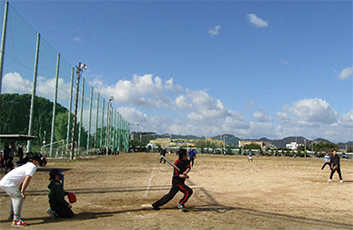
[{"xmin": 47, "ymin": 169, "xmax": 75, "ymax": 218}]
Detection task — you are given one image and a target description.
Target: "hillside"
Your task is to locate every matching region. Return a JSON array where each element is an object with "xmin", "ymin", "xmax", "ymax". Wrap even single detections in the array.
[{"xmin": 143, "ymin": 133, "xmax": 351, "ymax": 149}]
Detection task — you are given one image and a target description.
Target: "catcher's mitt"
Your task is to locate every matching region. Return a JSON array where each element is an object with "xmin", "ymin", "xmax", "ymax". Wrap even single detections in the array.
[
  {"xmin": 68, "ymin": 192, "xmax": 76, "ymax": 203},
  {"xmin": 332, "ymin": 165, "xmax": 338, "ymax": 171}
]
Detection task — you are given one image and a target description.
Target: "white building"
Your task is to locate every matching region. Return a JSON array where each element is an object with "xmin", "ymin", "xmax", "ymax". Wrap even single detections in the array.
[{"xmin": 285, "ymin": 142, "xmax": 303, "ymax": 150}]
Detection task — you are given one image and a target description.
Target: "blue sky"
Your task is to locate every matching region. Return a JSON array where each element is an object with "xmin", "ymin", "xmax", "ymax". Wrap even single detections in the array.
[{"xmin": 5, "ymin": 0, "xmax": 353, "ymax": 143}]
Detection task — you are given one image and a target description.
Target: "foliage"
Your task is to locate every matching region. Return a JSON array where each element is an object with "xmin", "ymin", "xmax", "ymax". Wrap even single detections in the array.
[
  {"xmin": 0, "ymin": 93, "xmax": 88, "ymax": 147},
  {"xmin": 312, "ymin": 142, "xmax": 338, "ymax": 152},
  {"xmin": 244, "ymin": 143, "xmax": 262, "ymax": 150}
]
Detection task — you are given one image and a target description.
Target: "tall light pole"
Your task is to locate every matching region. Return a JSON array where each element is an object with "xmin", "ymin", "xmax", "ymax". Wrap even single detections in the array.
[
  {"xmin": 71, "ymin": 62, "xmax": 86, "ymax": 160},
  {"xmin": 106, "ymin": 96, "xmax": 114, "ymax": 156}
]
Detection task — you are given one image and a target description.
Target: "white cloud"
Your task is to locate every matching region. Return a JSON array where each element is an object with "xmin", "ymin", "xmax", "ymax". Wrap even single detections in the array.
[
  {"xmin": 280, "ymin": 98, "xmax": 337, "ymax": 125},
  {"xmin": 2, "ymin": 72, "xmax": 71, "ymax": 103},
  {"xmin": 338, "ymin": 66, "xmax": 353, "ymax": 80},
  {"xmin": 3, "ymin": 72, "xmax": 351, "ymax": 143},
  {"xmin": 253, "ymin": 110, "xmax": 273, "ymax": 122},
  {"xmin": 181, "ymin": 89, "xmax": 231, "ymax": 120},
  {"xmin": 247, "ymin": 14, "xmax": 268, "ymax": 28},
  {"xmin": 117, "ymin": 106, "xmax": 170, "ymax": 133},
  {"xmin": 73, "ymin": 37, "xmax": 82, "ymax": 42},
  {"xmin": 2, "ymin": 72, "xmax": 32, "ymax": 94},
  {"xmin": 89, "ymin": 74, "xmax": 179, "ymax": 109},
  {"xmin": 338, "ymin": 110, "xmax": 353, "ymax": 127},
  {"xmin": 244, "ymin": 100, "xmax": 255, "ymax": 107},
  {"xmin": 208, "ymin": 25, "xmax": 221, "ymax": 36},
  {"xmin": 280, "ymin": 60, "xmax": 288, "ymax": 65}
]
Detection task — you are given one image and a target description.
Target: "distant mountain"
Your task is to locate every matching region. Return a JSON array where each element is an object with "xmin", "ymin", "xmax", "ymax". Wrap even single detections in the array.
[
  {"xmin": 248, "ymin": 136, "xmax": 332, "ymax": 149},
  {"xmin": 210, "ymin": 134, "xmax": 241, "ymax": 147},
  {"xmin": 337, "ymin": 141, "xmax": 353, "ymax": 150},
  {"xmin": 134, "ymin": 132, "xmax": 351, "ymax": 149}
]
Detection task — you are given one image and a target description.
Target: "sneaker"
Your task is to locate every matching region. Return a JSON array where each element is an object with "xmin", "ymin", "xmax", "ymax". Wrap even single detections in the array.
[
  {"xmin": 340, "ymin": 180, "xmax": 343, "ymax": 183},
  {"xmin": 47, "ymin": 208, "xmax": 56, "ymax": 218},
  {"xmin": 327, "ymin": 179, "xmax": 332, "ymax": 182},
  {"xmin": 177, "ymin": 203, "xmax": 188, "ymax": 212},
  {"xmin": 152, "ymin": 203, "xmax": 160, "ymax": 210},
  {"xmin": 12, "ymin": 220, "xmax": 28, "ymax": 227}
]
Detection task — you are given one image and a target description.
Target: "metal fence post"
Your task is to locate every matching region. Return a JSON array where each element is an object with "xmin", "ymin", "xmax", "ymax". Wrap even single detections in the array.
[
  {"xmin": 49, "ymin": 53, "xmax": 60, "ymax": 157},
  {"xmin": 27, "ymin": 33, "xmax": 40, "ymax": 153}
]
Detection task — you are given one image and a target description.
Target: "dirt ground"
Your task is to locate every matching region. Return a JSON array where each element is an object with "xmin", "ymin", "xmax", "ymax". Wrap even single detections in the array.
[{"xmin": 0, "ymin": 152, "xmax": 352, "ymax": 230}]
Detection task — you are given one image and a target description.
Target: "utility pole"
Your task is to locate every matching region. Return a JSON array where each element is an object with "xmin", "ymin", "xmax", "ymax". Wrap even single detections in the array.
[{"xmin": 71, "ymin": 62, "xmax": 86, "ymax": 160}]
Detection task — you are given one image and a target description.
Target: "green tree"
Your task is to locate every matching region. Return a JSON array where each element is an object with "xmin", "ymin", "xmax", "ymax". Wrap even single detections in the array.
[
  {"xmin": 244, "ymin": 143, "xmax": 261, "ymax": 150},
  {"xmin": 0, "ymin": 93, "xmax": 68, "ymax": 146}
]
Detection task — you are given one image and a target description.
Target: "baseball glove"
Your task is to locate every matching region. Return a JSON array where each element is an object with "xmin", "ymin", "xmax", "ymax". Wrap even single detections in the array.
[
  {"xmin": 332, "ymin": 165, "xmax": 338, "ymax": 171},
  {"xmin": 68, "ymin": 192, "xmax": 76, "ymax": 203}
]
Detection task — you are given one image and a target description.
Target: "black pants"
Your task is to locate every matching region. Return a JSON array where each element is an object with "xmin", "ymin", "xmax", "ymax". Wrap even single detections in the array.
[
  {"xmin": 155, "ymin": 183, "xmax": 193, "ymax": 206},
  {"xmin": 190, "ymin": 158, "xmax": 195, "ymax": 167},
  {"xmin": 330, "ymin": 167, "xmax": 342, "ymax": 180},
  {"xmin": 321, "ymin": 162, "xmax": 331, "ymax": 170},
  {"xmin": 159, "ymin": 155, "xmax": 166, "ymax": 163},
  {"xmin": 5, "ymin": 157, "xmax": 13, "ymax": 171},
  {"xmin": 51, "ymin": 204, "xmax": 74, "ymax": 218}
]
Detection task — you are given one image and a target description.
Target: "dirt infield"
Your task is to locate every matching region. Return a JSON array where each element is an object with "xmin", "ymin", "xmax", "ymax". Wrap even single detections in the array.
[{"xmin": 1, "ymin": 152, "xmax": 352, "ymax": 230}]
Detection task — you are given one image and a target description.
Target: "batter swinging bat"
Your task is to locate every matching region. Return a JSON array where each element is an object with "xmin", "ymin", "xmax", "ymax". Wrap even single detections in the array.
[{"xmin": 161, "ymin": 155, "xmax": 180, "ymax": 171}]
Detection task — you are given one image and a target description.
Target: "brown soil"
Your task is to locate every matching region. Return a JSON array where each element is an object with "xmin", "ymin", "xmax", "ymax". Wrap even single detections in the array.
[{"xmin": 1, "ymin": 152, "xmax": 352, "ymax": 230}]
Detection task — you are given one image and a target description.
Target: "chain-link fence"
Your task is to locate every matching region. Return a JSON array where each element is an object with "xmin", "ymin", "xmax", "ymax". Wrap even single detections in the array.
[{"xmin": 0, "ymin": 1, "xmax": 130, "ymax": 158}]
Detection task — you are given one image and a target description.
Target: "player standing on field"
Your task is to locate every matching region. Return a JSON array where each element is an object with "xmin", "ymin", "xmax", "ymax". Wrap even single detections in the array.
[
  {"xmin": 328, "ymin": 150, "xmax": 343, "ymax": 183},
  {"xmin": 188, "ymin": 147, "xmax": 196, "ymax": 168},
  {"xmin": 152, "ymin": 149, "xmax": 193, "ymax": 212},
  {"xmin": 321, "ymin": 152, "xmax": 331, "ymax": 170},
  {"xmin": 248, "ymin": 151, "xmax": 253, "ymax": 162},
  {"xmin": 159, "ymin": 147, "xmax": 167, "ymax": 164}
]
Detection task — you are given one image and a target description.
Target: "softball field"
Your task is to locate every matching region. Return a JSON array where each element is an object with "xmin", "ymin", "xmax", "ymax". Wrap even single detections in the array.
[{"xmin": 0, "ymin": 152, "xmax": 352, "ymax": 230}]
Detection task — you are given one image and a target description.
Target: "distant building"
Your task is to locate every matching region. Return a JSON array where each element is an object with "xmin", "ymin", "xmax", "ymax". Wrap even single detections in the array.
[
  {"xmin": 285, "ymin": 142, "xmax": 303, "ymax": 150},
  {"xmin": 149, "ymin": 137, "xmax": 223, "ymax": 148},
  {"xmin": 238, "ymin": 140, "xmax": 264, "ymax": 148}
]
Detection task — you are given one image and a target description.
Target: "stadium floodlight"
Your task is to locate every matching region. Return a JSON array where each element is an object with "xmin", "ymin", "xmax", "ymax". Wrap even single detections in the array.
[
  {"xmin": 80, "ymin": 63, "xmax": 87, "ymax": 70},
  {"xmin": 71, "ymin": 62, "xmax": 87, "ymax": 160}
]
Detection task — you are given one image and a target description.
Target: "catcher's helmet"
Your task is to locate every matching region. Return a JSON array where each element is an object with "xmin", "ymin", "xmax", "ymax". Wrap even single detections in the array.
[{"xmin": 49, "ymin": 169, "xmax": 63, "ymax": 181}]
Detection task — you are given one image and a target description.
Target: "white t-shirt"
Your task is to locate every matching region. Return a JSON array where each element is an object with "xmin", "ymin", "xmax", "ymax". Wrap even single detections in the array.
[{"xmin": 0, "ymin": 162, "xmax": 37, "ymax": 187}]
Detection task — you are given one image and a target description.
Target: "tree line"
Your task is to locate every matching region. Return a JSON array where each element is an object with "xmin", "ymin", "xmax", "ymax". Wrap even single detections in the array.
[{"xmin": 0, "ymin": 93, "xmax": 88, "ymax": 149}]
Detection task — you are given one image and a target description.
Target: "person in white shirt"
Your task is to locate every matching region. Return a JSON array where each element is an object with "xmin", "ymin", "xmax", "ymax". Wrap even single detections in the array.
[
  {"xmin": 0, "ymin": 152, "xmax": 42, "ymax": 227},
  {"xmin": 321, "ymin": 152, "xmax": 331, "ymax": 170}
]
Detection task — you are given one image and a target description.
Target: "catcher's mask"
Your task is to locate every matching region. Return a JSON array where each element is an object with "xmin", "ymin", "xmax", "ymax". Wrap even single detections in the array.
[{"xmin": 49, "ymin": 169, "xmax": 63, "ymax": 181}]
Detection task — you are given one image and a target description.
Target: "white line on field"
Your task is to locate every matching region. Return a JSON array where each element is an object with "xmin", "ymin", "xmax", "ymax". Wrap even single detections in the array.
[{"xmin": 145, "ymin": 166, "xmax": 155, "ymax": 197}]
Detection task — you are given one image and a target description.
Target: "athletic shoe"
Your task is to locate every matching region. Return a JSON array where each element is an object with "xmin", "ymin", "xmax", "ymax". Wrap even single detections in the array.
[
  {"xmin": 340, "ymin": 180, "xmax": 343, "ymax": 183},
  {"xmin": 177, "ymin": 203, "xmax": 188, "ymax": 212},
  {"xmin": 47, "ymin": 208, "xmax": 56, "ymax": 218},
  {"xmin": 327, "ymin": 179, "xmax": 332, "ymax": 182},
  {"xmin": 12, "ymin": 220, "xmax": 28, "ymax": 227},
  {"xmin": 152, "ymin": 203, "xmax": 160, "ymax": 210}
]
